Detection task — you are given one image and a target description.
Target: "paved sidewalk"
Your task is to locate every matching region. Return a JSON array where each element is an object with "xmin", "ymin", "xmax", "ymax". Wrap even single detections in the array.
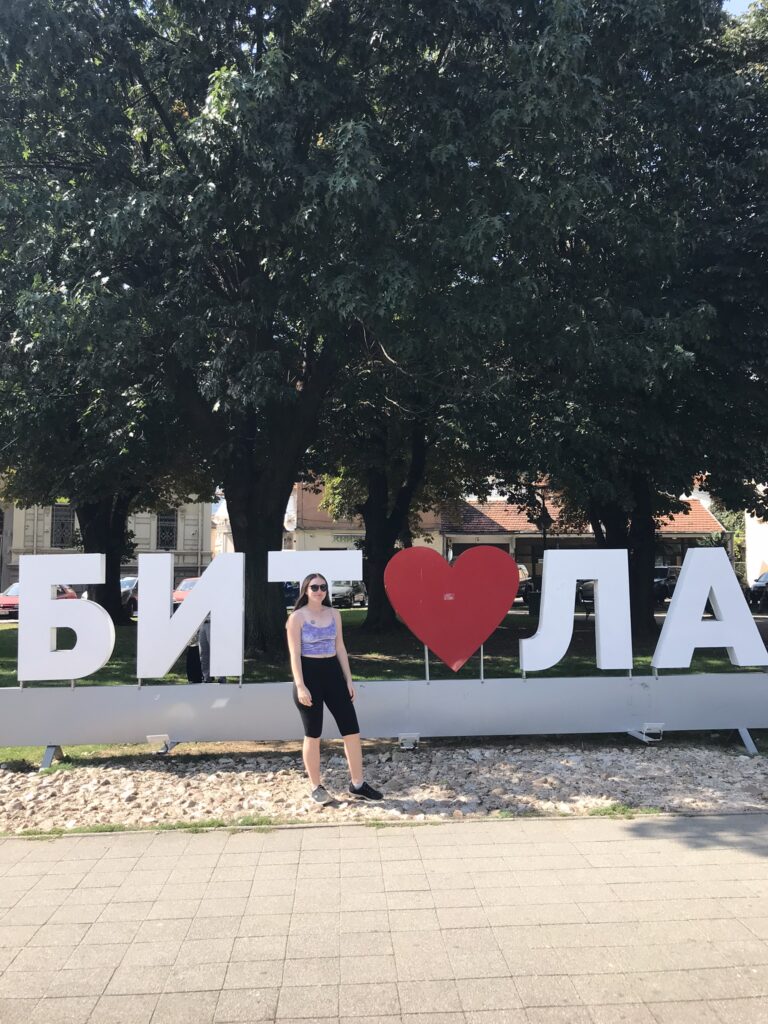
[{"xmin": 1, "ymin": 815, "xmax": 767, "ymax": 1024}]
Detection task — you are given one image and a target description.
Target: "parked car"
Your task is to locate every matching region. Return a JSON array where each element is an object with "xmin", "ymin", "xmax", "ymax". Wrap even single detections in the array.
[
  {"xmin": 120, "ymin": 576, "xmax": 139, "ymax": 616},
  {"xmin": 283, "ymin": 581, "xmax": 300, "ymax": 607},
  {"xmin": 653, "ymin": 565, "xmax": 681, "ymax": 607},
  {"xmin": 333, "ymin": 580, "xmax": 367, "ymax": 609},
  {"xmin": 0, "ymin": 582, "xmax": 77, "ymax": 619},
  {"xmin": 172, "ymin": 577, "xmax": 199, "ymax": 607},
  {"xmin": 749, "ymin": 571, "xmax": 768, "ymax": 610}
]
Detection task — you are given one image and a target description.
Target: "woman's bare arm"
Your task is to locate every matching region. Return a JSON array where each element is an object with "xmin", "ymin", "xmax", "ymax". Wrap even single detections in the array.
[{"xmin": 287, "ymin": 613, "xmax": 312, "ymax": 705}]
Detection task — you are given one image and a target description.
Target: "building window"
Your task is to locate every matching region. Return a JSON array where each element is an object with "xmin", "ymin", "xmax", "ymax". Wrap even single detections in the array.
[
  {"xmin": 51, "ymin": 504, "xmax": 75, "ymax": 549},
  {"xmin": 156, "ymin": 512, "xmax": 178, "ymax": 551}
]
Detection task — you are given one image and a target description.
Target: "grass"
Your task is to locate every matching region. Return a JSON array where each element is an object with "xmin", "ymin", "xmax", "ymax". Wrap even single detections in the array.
[
  {"xmin": 588, "ymin": 803, "xmax": 663, "ymax": 818},
  {"xmin": 4, "ymin": 815, "xmax": 277, "ymax": 839},
  {"xmin": 0, "ymin": 605, "xmax": 749, "ymax": 690}
]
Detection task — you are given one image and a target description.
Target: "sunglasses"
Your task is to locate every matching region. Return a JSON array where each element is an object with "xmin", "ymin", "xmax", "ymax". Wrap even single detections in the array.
[{"xmin": 308, "ymin": 583, "xmax": 328, "ymax": 593}]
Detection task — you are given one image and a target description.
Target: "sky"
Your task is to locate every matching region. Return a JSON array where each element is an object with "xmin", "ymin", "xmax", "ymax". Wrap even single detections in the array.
[{"xmin": 723, "ymin": 0, "xmax": 754, "ymax": 14}]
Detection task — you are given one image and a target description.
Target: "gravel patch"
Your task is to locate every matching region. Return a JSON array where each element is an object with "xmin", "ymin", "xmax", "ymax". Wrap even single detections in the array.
[{"xmin": 1, "ymin": 739, "xmax": 767, "ymax": 834}]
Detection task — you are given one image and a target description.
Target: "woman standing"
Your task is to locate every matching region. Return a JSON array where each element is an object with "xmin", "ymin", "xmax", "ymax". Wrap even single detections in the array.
[{"xmin": 286, "ymin": 573, "xmax": 382, "ymax": 805}]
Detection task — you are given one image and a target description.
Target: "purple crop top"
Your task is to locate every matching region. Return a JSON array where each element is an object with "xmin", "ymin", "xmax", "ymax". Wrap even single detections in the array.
[{"xmin": 301, "ymin": 617, "xmax": 337, "ymax": 656}]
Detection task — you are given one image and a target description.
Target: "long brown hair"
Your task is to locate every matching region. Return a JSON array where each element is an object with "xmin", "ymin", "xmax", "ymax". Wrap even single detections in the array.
[{"xmin": 293, "ymin": 573, "xmax": 332, "ymax": 611}]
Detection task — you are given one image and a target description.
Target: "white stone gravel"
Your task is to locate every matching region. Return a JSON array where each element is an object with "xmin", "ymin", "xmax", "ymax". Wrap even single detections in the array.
[{"xmin": 1, "ymin": 739, "xmax": 767, "ymax": 833}]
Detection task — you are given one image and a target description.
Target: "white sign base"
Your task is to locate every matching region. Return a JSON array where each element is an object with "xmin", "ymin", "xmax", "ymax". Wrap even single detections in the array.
[{"xmin": 0, "ymin": 674, "xmax": 766, "ymax": 747}]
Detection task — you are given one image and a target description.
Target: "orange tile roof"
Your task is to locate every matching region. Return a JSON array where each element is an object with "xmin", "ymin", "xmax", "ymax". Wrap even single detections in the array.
[{"xmin": 445, "ymin": 498, "xmax": 723, "ymax": 537}]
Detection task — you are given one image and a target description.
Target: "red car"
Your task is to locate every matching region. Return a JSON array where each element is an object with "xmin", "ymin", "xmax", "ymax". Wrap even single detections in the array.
[
  {"xmin": 172, "ymin": 577, "xmax": 199, "ymax": 607},
  {"xmin": 0, "ymin": 582, "xmax": 78, "ymax": 619}
]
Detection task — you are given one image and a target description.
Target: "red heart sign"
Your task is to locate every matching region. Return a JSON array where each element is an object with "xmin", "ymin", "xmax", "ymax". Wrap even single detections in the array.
[{"xmin": 384, "ymin": 547, "xmax": 520, "ymax": 672}]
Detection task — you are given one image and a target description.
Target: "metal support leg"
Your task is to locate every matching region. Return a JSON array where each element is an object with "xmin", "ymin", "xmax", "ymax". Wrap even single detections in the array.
[
  {"xmin": 40, "ymin": 745, "xmax": 62, "ymax": 770},
  {"xmin": 738, "ymin": 728, "xmax": 759, "ymax": 757},
  {"xmin": 424, "ymin": 645, "xmax": 430, "ymax": 684},
  {"xmin": 480, "ymin": 645, "xmax": 484, "ymax": 683}
]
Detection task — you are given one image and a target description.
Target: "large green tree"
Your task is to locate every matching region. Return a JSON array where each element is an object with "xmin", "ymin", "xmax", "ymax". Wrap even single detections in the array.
[
  {"xmin": 0, "ymin": 0, "xmax": 603, "ymax": 653},
  {"xmin": 485, "ymin": 0, "xmax": 768, "ymax": 636}
]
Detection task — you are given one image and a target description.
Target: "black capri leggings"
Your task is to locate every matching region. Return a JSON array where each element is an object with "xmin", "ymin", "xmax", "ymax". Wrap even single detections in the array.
[{"xmin": 294, "ymin": 656, "xmax": 360, "ymax": 739}]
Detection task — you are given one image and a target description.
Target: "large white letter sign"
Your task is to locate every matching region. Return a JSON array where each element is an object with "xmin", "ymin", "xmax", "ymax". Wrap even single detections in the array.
[
  {"xmin": 652, "ymin": 548, "xmax": 768, "ymax": 669},
  {"xmin": 519, "ymin": 550, "xmax": 633, "ymax": 673},
  {"xmin": 268, "ymin": 550, "xmax": 363, "ymax": 601},
  {"xmin": 136, "ymin": 553, "xmax": 244, "ymax": 679},
  {"xmin": 17, "ymin": 554, "xmax": 116, "ymax": 682}
]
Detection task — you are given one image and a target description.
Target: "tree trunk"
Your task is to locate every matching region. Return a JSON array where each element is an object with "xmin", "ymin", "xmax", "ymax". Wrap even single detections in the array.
[
  {"xmin": 360, "ymin": 423, "xmax": 427, "ymax": 631},
  {"xmin": 224, "ymin": 470, "xmax": 295, "ymax": 657},
  {"xmin": 360, "ymin": 482, "xmax": 399, "ymax": 632},
  {"xmin": 627, "ymin": 475, "xmax": 659, "ymax": 640},
  {"xmin": 75, "ymin": 495, "xmax": 133, "ymax": 624}
]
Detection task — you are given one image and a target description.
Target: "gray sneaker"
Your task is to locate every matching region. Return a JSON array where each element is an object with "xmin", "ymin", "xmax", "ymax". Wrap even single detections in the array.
[{"xmin": 311, "ymin": 785, "xmax": 332, "ymax": 805}]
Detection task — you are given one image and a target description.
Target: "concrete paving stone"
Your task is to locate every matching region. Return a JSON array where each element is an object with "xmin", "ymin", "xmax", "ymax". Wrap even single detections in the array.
[
  {"xmin": 485, "ymin": 905, "xmax": 586, "ymax": 927},
  {"xmin": 254, "ymin": 865, "xmax": 299, "ymax": 882},
  {"xmin": 513, "ymin": 977, "xmax": 583, "ymax": 1009},
  {"xmin": 340, "ymin": 955, "xmax": 397, "ymax": 985},
  {"xmin": 645, "ymin": 1001, "xmax": 723, "ymax": 1023},
  {"xmin": 341, "ymin": 911, "xmax": 391, "ymax": 933},
  {"xmin": 463, "ymin": 1011, "xmax": 528, "ymax": 1024},
  {"xmin": 338, "ymin": 981, "xmax": 400, "ymax": 1017},
  {"xmin": 286, "ymin": 932, "xmax": 340, "ymax": 958},
  {"xmin": 244, "ymin": 895, "xmax": 295, "ymax": 916},
  {"xmin": 164, "ymin": 961, "xmax": 228, "ymax": 993},
  {"xmin": 341, "ymin": 891, "xmax": 389, "ymax": 913},
  {"xmin": 151, "ymin": 989, "xmax": 219, "ymax": 1024},
  {"xmin": 0, "ymin": 945, "xmax": 19, "ymax": 968},
  {"xmin": 7, "ymin": 944, "xmax": 71, "ymax": 971},
  {"xmin": 426, "ymin": 872, "xmax": 475, "ymax": 891},
  {"xmin": 340, "ymin": 877, "xmax": 386, "ymax": 897},
  {"xmin": 578, "ymin": 899, "xmax": 727, "ymax": 924},
  {"xmin": 111, "ymin": 885, "xmax": 164, "ymax": 904},
  {"xmin": 501, "ymin": 949, "xmax": 573, "ymax": 976},
  {"xmin": 176, "ymin": 937, "xmax": 235, "ymax": 965},
  {"xmin": 716, "ymin": 941, "xmax": 768, "ymax": 966},
  {"xmin": 158, "ymin": 883, "xmax": 209, "ymax": 902},
  {"xmin": 82, "ymin": 921, "xmax": 143, "ymax": 945},
  {"xmin": 78, "ymin": 871, "xmax": 131, "ymax": 889},
  {"xmin": 385, "ymin": 892, "xmax": 435, "ymax": 911},
  {"xmin": 456, "ymin": 977, "xmax": 522, "ymax": 1011},
  {"xmin": 206, "ymin": 881, "xmax": 253, "ymax": 900},
  {"xmin": 185, "ymin": 917, "xmax": 243, "ymax": 941},
  {"xmin": 629, "ymin": 970, "xmax": 712, "ymax": 1003},
  {"xmin": 340, "ymin": 932, "xmax": 394, "ymax": 957},
  {"xmin": 46, "ymin": 966, "xmax": 114, "ymax": 998},
  {"xmin": 64, "ymin": 887, "xmax": 117, "ymax": 906},
  {"xmin": 64, "ymin": 942, "xmax": 129, "ymax": 969},
  {"xmin": 48, "ymin": 902, "xmax": 104, "ymax": 924},
  {"xmin": 742, "ymin": 918, "xmax": 768, "ymax": 939},
  {"xmin": 104, "ymin": 964, "xmax": 170, "ymax": 995},
  {"xmin": 282, "ymin": 956, "xmax": 341, "ymax": 986},
  {"xmin": 709, "ymin": 996, "xmax": 768, "ymax": 1022},
  {"xmin": 89, "ymin": 992, "xmax": 159, "ymax": 1024},
  {"xmin": 397, "ymin": 980, "xmax": 461, "ymax": 1014},
  {"xmin": 249, "ymin": 878, "xmax": 297, "ymax": 897},
  {"xmin": 297, "ymin": 861, "xmax": 341, "ymax": 880},
  {"xmin": 147, "ymin": 899, "xmax": 201, "ymax": 920},
  {"xmin": 619, "ymin": 942, "xmax": 730, "ymax": 972},
  {"xmin": 388, "ymin": 910, "xmax": 440, "ymax": 932},
  {"xmin": 0, "ymin": 968, "xmax": 58, "ymax": 998},
  {"xmin": 231, "ymin": 934, "xmax": 287, "ymax": 960},
  {"xmin": 222, "ymin": 959, "xmax": 284, "ymax": 989},
  {"xmin": 341, "ymin": 861, "xmax": 384, "ymax": 878},
  {"xmin": 237, "ymin": 914, "xmax": 290, "ymax": 938},
  {"xmin": 197, "ymin": 898, "xmax": 250, "ymax": 918},
  {"xmin": 209, "ymin": 867, "xmax": 255, "ymax": 884},
  {"xmin": 134, "ymin": 918, "xmax": 191, "ymax": 943},
  {"xmin": 586, "ymin": 1006, "xmax": 656, "ymax": 1023},
  {"xmin": 13, "ymin": 888, "xmax": 69, "ymax": 908},
  {"xmin": 292, "ymin": 893, "xmax": 342, "ymax": 914},
  {"xmin": 258, "ymin": 851, "xmax": 301, "ymax": 867},
  {"xmin": 276, "ymin": 983, "xmax": 340, "ymax": 1018},
  {"xmin": 0, "ymin": 901, "xmax": 45, "ymax": 925},
  {"xmin": 570, "ymin": 973, "xmax": 641, "ymax": 1005},
  {"xmin": 340, "ymin": 1017, "xmax": 406, "ymax": 1024},
  {"xmin": 214, "ymin": 986, "xmax": 279, "ymax": 1022},
  {"xmin": 0, "ymin": 997, "xmax": 43, "ymax": 1024},
  {"xmin": 32, "ymin": 872, "xmax": 89, "ymax": 891},
  {"xmin": 524, "ymin": 1008, "xmax": 593, "ymax": 1023},
  {"xmin": 121, "ymin": 941, "xmax": 182, "ymax": 967},
  {"xmin": 492, "ymin": 926, "xmax": 550, "ymax": 950},
  {"xmin": 447, "ymin": 950, "xmax": 511, "ymax": 980},
  {"xmin": 436, "ymin": 906, "xmax": 490, "ymax": 929},
  {"xmin": 27, "ymin": 921, "xmax": 90, "ymax": 947},
  {"xmin": 27, "ymin": 994, "xmax": 98, "ymax": 1024}
]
